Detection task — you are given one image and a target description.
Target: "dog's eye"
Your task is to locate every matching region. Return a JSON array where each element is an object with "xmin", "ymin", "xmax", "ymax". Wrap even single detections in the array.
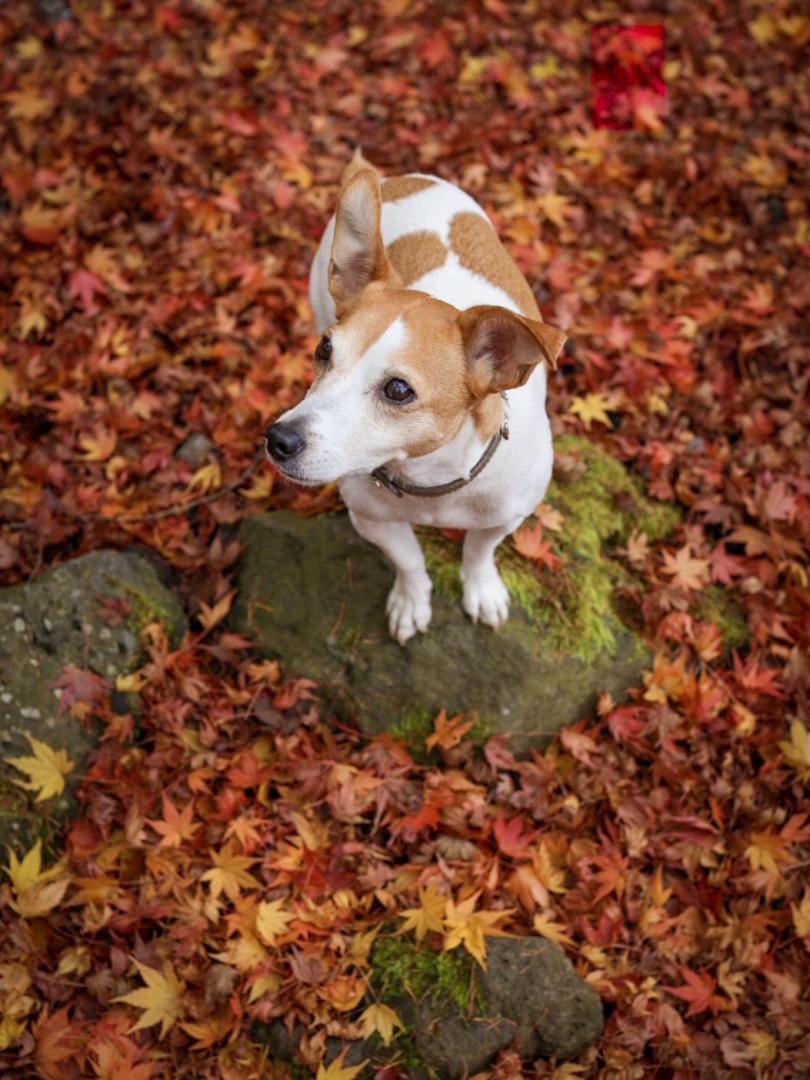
[
  {"xmin": 383, "ymin": 378, "xmax": 415, "ymax": 403},
  {"xmin": 314, "ymin": 336, "xmax": 332, "ymax": 364}
]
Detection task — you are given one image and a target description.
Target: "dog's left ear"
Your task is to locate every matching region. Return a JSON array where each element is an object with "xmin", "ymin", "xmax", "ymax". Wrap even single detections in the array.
[
  {"xmin": 458, "ymin": 305, "xmax": 567, "ymax": 396},
  {"xmin": 328, "ymin": 168, "xmax": 394, "ymax": 315}
]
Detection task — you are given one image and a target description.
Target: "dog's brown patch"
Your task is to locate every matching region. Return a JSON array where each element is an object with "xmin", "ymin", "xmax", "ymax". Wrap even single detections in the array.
[
  {"xmin": 381, "ymin": 176, "xmax": 435, "ymax": 203},
  {"xmin": 449, "ymin": 212, "xmax": 540, "ymax": 318},
  {"xmin": 386, "ymin": 231, "xmax": 447, "ymax": 286}
]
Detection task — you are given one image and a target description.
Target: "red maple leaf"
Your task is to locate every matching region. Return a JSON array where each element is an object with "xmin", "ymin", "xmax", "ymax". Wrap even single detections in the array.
[
  {"xmin": 67, "ymin": 268, "xmax": 108, "ymax": 314},
  {"xmin": 492, "ymin": 811, "xmax": 536, "ymax": 858},
  {"xmin": 663, "ymin": 968, "xmax": 725, "ymax": 1017},
  {"xmin": 52, "ymin": 665, "xmax": 109, "ymax": 718}
]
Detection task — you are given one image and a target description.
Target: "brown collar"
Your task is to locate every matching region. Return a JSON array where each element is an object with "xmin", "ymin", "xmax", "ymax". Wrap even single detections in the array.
[{"xmin": 370, "ymin": 398, "xmax": 509, "ymax": 499}]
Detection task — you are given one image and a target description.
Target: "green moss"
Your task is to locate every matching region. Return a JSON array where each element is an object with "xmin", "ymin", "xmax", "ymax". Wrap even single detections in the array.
[
  {"xmin": 370, "ymin": 934, "xmax": 477, "ymax": 1014},
  {"xmin": 388, "ymin": 705, "xmax": 490, "ymax": 761},
  {"xmin": 115, "ymin": 580, "xmax": 184, "ymax": 646},
  {"xmin": 421, "ymin": 435, "xmax": 677, "ymax": 664},
  {"xmin": 692, "ymin": 584, "xmax": 750, "ymax": 653}
]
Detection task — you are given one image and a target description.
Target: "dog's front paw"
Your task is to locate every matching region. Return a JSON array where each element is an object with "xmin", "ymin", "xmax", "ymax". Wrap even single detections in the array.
[
  {"xmin": 386, "ymin": 575, "xmax": 432, "ymax": 645},
  {"xmin": 461, "ymin": 571, "xmax": 510, "ymax": 629}
]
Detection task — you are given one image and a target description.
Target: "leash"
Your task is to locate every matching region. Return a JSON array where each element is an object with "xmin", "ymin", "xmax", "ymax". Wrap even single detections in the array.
[{"xmin": 370, "ymin": 395, "xmax": 510, "ymax": 499}]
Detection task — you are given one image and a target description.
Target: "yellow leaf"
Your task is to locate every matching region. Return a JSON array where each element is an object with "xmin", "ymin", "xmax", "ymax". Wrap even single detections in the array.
[
  {"xmin": 16, "ymin": 36, "xmax": 43, "ymax": 59},
  {"xmin": 748, "ymin": 13, "xmax": 777, "ymax": 43},
  {"xmin": 315, "ymin": 1048, "xmax": 367, "ymax": 1080},
  {"xmin": 247, "ymin": 972, "xmax": 281, "ymax": 1003},
  {"xmin": 399, "ymin": 883, "xmax": 446, "ymax": 942},
  {"xmin": 113, "ymin": 960, "xmax": 185, "ymax": 1038},
  {"xmin": 533, "ymin": 912, "xmax": 574, "ymax": 947},
  {"xmin": 197, "ymin": 589, "xmax": 236, "ymax": 632},
  {"xmin": 78, "ymin": 426, "xmax": 117, "ymax": 462},
  {"xmin": 742, "ymin": 1030, "xmax": 776, "ymax": 1068},
  {"xmin": 0, "ymin": 366, "xmax": 16, "ymax": 405},
  {"xmin": 240, "ymin": 472, "xmax": 274, "ymax": 500},
  {"xmin": 4, "ymin": 839, "xmax": 64, "ymax": 895},
  {"xmin": 359, "ymin": 1002, "xmax": 403, "ymax": 1046},
  {"xmin": 568, "ymin": 392, "xmax": 618, "ymax": 430},
  {"xmin": 188, "ymin": 461, "xmax": 221, "ymax": 493},
  {"xmin": 6, "ymin": 735, "xmax": 74, "ymax": 801},
  {"xmin": 536, "ymin": 192, "xmax": 574, "ymax": 229},
  {"xmin": 779, "ymin": 718, "xmax": 810, "ymax": 781},
  {"xmin": 4, "ymin": 90, "xmax": 51, "ymax": 120},
  {"xmin": 213, "ymin": 934, "xmax": 266, "ymax": 973},
  {"xmin": 56, "ymin": 945, "xmax": 92, "ymax": 977},
  {"xmin": 743, "ymin": 153, "xmax": 787, "ymax": 190},
  {"xmin": 115, "ymin": 669, "xmax": 149, "ymax": 693},
  {"xmin": 255, "ymin": 898, "xmax": 294, "ymax": 945},
  {"xmin": 791, "ymin": 889, "xmax": 810, "ymax": 939},
  {"xmin": 201, "ymin": 842, "xmax": 259, "ymax": 900},
  {"xmin": 443, "ymin": 892, "xmax": 514, "ymax": 969}
]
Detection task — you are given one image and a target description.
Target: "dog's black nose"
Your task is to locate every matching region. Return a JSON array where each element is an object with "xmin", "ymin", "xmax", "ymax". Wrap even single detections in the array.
[{"xmin": 265, "ymin": 422, "xmax": 305, "ymax": 462}]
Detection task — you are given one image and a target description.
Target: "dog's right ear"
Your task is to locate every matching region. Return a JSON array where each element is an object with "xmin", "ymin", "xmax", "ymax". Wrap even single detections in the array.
[{"xmin": 328, "ymin": 168, "xmax": 393, "ymax": 316}]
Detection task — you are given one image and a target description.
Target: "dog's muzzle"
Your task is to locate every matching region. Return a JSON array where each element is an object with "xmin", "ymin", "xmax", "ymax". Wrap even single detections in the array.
[{"xmin": 265, "ymin": 422, "xmax": 306, "ymax": 463}]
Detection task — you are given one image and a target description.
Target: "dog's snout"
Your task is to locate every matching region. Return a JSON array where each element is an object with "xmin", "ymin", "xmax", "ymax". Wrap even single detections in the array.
[{"xmin": 265, "ymin": 422, "xmax": 306, "ymax": 462}]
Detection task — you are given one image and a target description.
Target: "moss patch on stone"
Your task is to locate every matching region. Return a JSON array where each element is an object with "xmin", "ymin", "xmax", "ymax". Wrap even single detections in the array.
[
  {"xmin": 422, "ymin": 435, "xmax": 679, "ymax": 664},
  {"xmin": 370, "ymin": 934, "xmax": 477, "ymax": 1014},
  {"xmin": 692, "ymin": 584, "xmax": 751, "ymax": 654},
  {"xmin": 388, "ymin": 705, "xmax": 491, "ymax": 762}
]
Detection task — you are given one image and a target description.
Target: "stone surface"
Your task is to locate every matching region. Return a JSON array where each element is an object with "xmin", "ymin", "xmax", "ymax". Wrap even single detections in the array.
[
  {"xmin": 232, "ymin": 510, "xmax": 647, "ymax": 754},
  {"xmin": 0, "ymin": 550, "xmax": 186, "ymax": 850},
  {"xmin": 391, "ymin": 938, "xmax": 603, "ymax": 1075},
  {"xmin": 256, "ymin": 936, "xmax": 603, "ymax": 1077}
]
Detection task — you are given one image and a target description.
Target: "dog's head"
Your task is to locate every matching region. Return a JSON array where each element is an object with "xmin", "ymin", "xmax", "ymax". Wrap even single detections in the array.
[{"xmin": 266, "ymin": 168, "xmax": 566, "ymax": 486}]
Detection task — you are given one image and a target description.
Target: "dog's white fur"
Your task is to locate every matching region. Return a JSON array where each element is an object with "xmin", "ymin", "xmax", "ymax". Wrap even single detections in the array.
[{"xmin": 269, "ymin": 158, "xmax": 565, "ymax": 644}]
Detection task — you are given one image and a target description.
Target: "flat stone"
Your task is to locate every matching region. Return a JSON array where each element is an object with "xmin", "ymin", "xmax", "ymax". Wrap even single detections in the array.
[{"xmin": 232, "ymin": 510, "xmax": 648, "ymax": 754}]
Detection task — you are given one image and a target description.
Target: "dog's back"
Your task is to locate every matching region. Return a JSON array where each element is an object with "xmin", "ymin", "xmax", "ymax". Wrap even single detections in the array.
[{"xmin": 310, "ymin": 153, "xmax": 540, "ymax": 332}]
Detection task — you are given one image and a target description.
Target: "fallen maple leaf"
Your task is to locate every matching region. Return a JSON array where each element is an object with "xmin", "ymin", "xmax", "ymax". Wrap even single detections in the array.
[
  {"xmin": 114, "ymin": 960, "xmax": 186, "ymax": 1037},
  {"xmin": 359, "ymin": 1002, "xmax": 403, "ymax": 1046},
  {"xmin": 512, "ymin": 521, "xmax": 561, "ymax": 571},
  {"xmin": 425, "ymin": 709, "xmax": 473, "ymax": 751},
  {"xmin": 661, "ymin": 545, "xmax": 710, "ymax": 591},
  {"xmin": 315, "ymin": 1049, "xmax": 367, "ymax": 1080},
  {"xmin": 4, "ymin": 839, "xmax": 70, "ymax": 918},
  {"xmin": 443, "ymin": 891, "xmax": 514, "ymax": 968},
  {"xmin": 6, "ymin": 734, "xmax": 74, "ymax": 801},
  {"xmin": 147, "ymin": 794, "xmax": 199, "ymax": 848},
  {"xmin": 398, "ymin": 883, "xmax": 446, "ymax": 942},
  {"xmin": 197, "ymin": 588, "xmax": 236, "ymax": 632},
  {"xmin": 201, "ymin": 842, "xmax": 259, "ymax": 900},
  {"xmin": 533, "ymin": 912, "xmax": 574, "ymax": 947},
  {"xmin": 663, "ymin": 967, "xmax": 726, "ymax": 1017},
  {"xmin": 791, "ymin": 889, "xmax": 810, "ymax": 941},
  {"xmin": 779, "ymin": 719, "xmax": 810, "ymax": 782},
  {"xmin": 568, "ymin": 392, "xmax": 618, "ymax": 429},
  {"xmin": 255, "ymin": 898, "xmax": 295, "ymax": 945}
]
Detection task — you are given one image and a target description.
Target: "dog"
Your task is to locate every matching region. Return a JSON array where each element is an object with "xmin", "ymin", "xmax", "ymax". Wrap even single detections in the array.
[{"xmin": 265, "ymin": 150, "xmax": 567, "ymax": 645}]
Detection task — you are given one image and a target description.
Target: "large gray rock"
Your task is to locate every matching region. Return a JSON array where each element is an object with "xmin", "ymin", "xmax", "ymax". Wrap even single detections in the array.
[
  {"xmin": 0, "ymin": 550, "xmax": 186, "ymax": 850},
  {"xmin": 232, "ymin": 512, "xmax": 643, "ymax": 754},
  {"xmin": 388, "ymin": 937, "xmax": 603, "ymax": 1075}
]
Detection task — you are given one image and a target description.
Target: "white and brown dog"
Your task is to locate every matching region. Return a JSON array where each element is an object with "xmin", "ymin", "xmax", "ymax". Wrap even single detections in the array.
[{"xmin": 266, "ymin": 151, "xmax": 567, "ymax": 645}]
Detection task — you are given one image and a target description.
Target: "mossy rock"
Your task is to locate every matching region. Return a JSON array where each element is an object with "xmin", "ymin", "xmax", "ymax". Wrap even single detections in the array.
[
  {"xmin": 372, "ymin": 935, "xmax": 603, "ymax": 1076},
  {"xmin": 0, "ymin": 550, "xmax": 186, "ymax": 851},
  {"xmin": 232, "ymin": 436, "xmax": 677, "ymax": 754}
]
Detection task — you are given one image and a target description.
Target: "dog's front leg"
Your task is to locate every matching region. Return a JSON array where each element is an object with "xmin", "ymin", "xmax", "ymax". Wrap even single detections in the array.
[
  {"xmin": 460, "ymin": 517, "xmax": 523, "ymax": 629},
  {"xmin": 349, "ymin": 511, "xmax": 432, "ymax": 645}
]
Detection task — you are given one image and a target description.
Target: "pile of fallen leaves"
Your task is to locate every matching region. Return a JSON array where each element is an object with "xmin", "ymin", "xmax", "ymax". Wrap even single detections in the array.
[{"xmin": 1, "ymin": 0, "xmax": 809, "ymax": 1077}]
